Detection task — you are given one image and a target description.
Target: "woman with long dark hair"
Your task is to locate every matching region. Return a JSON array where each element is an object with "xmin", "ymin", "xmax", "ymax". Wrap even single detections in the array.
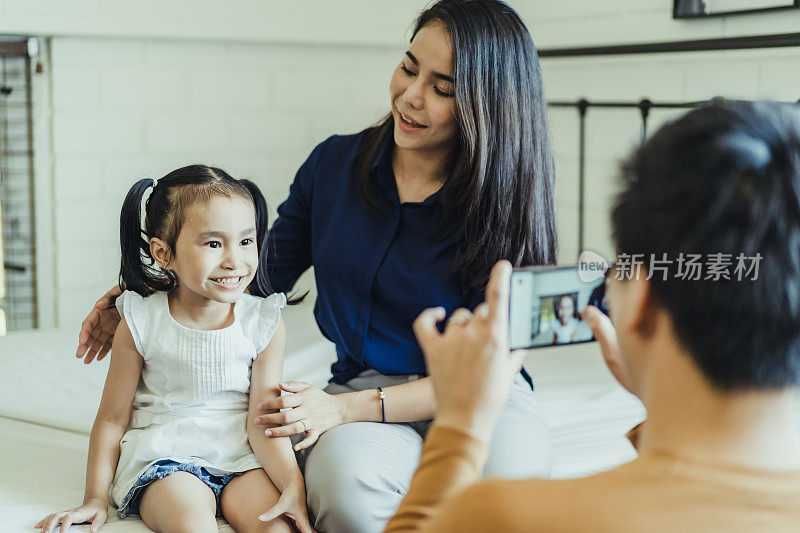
[
  {"xmin": 549, "ymin": 294, "xmax": 582, "ymax": 344},
  {"xmin": 77, "ymin": 1, "xmax": 557, "ymax": 530}
]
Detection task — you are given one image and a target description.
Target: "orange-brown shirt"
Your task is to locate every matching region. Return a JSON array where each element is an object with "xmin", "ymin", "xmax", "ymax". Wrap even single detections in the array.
[{"xmin": 386, "ymin": 425, "xmax": 800, "ymax": 532}]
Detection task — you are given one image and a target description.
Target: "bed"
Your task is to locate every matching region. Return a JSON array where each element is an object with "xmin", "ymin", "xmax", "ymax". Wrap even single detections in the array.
[{"xmin": 0, "ymin": 324, "xmax": 644, "ymax": 531}]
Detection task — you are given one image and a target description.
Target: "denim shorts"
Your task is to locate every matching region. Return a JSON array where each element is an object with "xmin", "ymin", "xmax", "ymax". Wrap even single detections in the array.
[{"xmin": 116, "ymin": 459, "xmax": 245, "ymax": 519}]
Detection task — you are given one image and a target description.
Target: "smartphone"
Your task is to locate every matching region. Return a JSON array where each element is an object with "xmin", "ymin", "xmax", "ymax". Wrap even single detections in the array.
[{"xmin": 508, "ymin": 265, "xmax": 610, "ymax": 350}]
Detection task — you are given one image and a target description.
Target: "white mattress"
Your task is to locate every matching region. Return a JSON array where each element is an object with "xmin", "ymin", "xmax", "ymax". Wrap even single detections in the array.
[{"xmin": 0, "ymin": 328, "xmax": 644, "ymax": 531}]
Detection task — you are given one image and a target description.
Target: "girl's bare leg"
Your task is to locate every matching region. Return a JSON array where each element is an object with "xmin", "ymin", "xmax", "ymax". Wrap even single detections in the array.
[
  {"xmin": 220, "ymin": 469, "xmax": 293, "ymax": 533},
  {"xmin": 139, "ymin": 471, "xmax": 218, "ymax": 533}
]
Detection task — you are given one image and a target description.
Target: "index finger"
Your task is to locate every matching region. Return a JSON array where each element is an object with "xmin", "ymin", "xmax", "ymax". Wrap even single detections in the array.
[
  {"xmin": 78, "ymin": 309, "xmax": 100, "ymax": 350},
  {"xmin": 59, "ymin": 515, "xmax": 75, "ymax": 533},
  {"xmin": 486, "ymin": 260, "xmax": 512, "ymax": 328},
  {"xmin": 582, "ymin": 306, "xmax": 618, "ymax": 358},
  {"xmin": 103, "ymin": 284, "xmax": 123, "ymax": 301},
  {"xmin": 257, "ymin": 394, "xmax": 301, "ymax": 411},
  {"xmin": 43, "ymin": 513, "xmax": 64, "ymax": 533},
  {"xmin": 258, "ymin": 498, "xmax": 288, "ymax": 523},
  {"xmin": 412, "ymin": 306, "xmax": 446, "ymax": 351}
]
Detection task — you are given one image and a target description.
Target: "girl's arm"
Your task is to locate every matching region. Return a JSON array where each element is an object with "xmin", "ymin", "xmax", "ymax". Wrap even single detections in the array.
[
  {"xmin": 246, "ymin": 317, "xmax": 313, "ymax": 532},
  {"xmin": 37, "ymin": 318, "xmax": 142, "ymax": 533},
  {"xmin": 84, "ymin": 318, "xmax": 143, "ymax": 502}
]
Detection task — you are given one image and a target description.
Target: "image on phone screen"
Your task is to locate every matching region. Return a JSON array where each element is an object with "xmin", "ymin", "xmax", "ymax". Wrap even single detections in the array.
[{"xmin": 509, "ymin": 265, "xmax": 609, "ymax": 350}]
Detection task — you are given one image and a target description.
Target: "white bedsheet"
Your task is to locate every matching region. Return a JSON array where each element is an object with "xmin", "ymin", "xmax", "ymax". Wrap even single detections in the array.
[
  {"xmin": 0, "ymin": 328, "xmax": 644, "ymax": 531},
  {"xmin": 0, "ymin": 329, "xmax": 336, "ymax": 434},
  {"xmin": 1, "ymin": 417, "xmax": 209, "ymax": 533}
]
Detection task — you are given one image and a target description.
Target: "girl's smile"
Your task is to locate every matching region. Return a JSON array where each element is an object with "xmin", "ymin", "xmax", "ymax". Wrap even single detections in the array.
[
  {"xmin": 209, "ymin": 276, "xmax": 246, "ymax": 290},
  {"xmin": 153, "ymin": 195, "xmax": 259, "ymax": 308}
]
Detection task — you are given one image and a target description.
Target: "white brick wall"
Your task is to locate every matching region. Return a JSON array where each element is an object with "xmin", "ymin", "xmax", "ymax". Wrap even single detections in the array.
[
  {"xmin": 4, "ymin": 0, "xmax": 800, "ymax": 334},
  {"xmin": 46, "ymin": 36, "xmax": 401, "ymax": 341},
  {"xmin": 519, "ymin": 1, "xmax": 800, "ymax": 264},
  {"xmin": 542, "ymin": 46, "xmax": 800, "ymax": 263},
  {"xmin": 4, "ymin": 0, "xmax": 798, "ymax": 49},
  {"xmin": 516, "ymin": 0, "xmax": 800, "ymax": 49},
  {"xmin": 0, "ymin": 0, "xmax": 430, "ymax": 47}
]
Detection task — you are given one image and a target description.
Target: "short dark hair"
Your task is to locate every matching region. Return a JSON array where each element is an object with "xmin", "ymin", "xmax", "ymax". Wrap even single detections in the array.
[{"xmin": 612, "ymin": 100, "xmax": 800, "ymax": 390}]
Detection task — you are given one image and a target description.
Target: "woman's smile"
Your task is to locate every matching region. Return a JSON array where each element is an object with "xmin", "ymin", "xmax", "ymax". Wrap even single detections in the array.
[
  {"xmin": 389, "ymin": 22, "xmax": 457, "ymax": 154},
  {"xmin": 397, "ymin": 110, "xmax": 428, "ymax": 132}
]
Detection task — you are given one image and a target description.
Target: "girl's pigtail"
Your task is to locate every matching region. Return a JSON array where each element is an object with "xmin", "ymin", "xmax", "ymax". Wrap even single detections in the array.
[
  {"xmin": 239, "ymin": 179, "xmax": 304, "ymax": 304},
  {"xmin": 119, "ymin": 178, "xmax": 156, "ymax": 296},
  {"xmin": 239, "ymin": 179, "xmax": 275, "ymax": 298},
  {"xmin": 240, "ymin": 179, "xmax": 269, "ymax": 259}
]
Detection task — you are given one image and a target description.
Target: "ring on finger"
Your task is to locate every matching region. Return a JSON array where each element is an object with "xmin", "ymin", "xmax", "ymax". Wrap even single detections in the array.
[{"xmin": 299, "ymin": 420, "xmax": 308, "ymax": 432}]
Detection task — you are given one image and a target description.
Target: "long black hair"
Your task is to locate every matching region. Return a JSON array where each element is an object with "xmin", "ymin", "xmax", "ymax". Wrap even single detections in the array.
[
  {"xmin": 352, "ymin": 0, "xmax": 557, "ymax": 291},
  {"xmin": 553, "ymin": 293, "xmax": 580, "ymax": 322},
  {"xmin": 118, "ymin": 164, "xmax": 298, "ymax": 302}
]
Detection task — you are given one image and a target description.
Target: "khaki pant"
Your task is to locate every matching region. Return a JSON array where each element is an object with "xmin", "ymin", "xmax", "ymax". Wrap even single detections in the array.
[{"xmin": 300, "ymin": 370, "xmax": 552, "ymax": 533}]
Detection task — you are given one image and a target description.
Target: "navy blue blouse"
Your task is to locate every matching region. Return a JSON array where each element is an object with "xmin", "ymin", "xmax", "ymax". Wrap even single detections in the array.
[{"xmin": 267, "ymin": 132, "xmax": 529, "ymax": 387}]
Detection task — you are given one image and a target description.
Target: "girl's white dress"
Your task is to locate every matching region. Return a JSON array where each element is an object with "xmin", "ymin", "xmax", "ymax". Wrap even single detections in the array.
[
  {"xmin": 109, "ymin": 290, "xmax": 286, "ymax": 510},
  {"xmin": 549, "ymin": 317, "xmax": 580, "ymax": 344}
]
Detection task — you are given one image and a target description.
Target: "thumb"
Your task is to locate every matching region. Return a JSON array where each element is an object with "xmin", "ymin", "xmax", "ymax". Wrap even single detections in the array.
[
  {"xmin": 583, "ymin": 306, "xmax": 636, "ymax": 396},
  {"xmin": 582, "ymin": 306, "xmax": 618, "ymax": 354},
  {"xmin": 259, "ymin": 494, "xmax": 289, "ymax": 522},
  {"xmin": 509, "ymin": 349, "xmax": 529, "ymax": 373},
  {"xmin": 280, "ymin": 381, "xmax": 311, "ymax": 393},
  {"xmin": 293, "ymin": 513, "xmax": 316, "ymax": 533}
]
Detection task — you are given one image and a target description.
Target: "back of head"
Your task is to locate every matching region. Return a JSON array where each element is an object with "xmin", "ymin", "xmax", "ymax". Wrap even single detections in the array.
[{"xmin": 612, "ymin": 100, "xmax": 800, "ymax": 390}]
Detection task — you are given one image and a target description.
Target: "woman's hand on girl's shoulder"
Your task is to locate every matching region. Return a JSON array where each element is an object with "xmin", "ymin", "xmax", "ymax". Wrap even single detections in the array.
[
  {"xmin": 35, "ymin": 498, "xmax": 108, "ymax": 533},
  {"xmin": 77, "ymin": 285, "xmax": 123, "ymax": 364}
]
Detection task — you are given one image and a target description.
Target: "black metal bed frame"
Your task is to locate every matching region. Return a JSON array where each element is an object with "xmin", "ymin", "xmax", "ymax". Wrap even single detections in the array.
[{"xmin": 541, "ymin": 31, "xmax": 800, "ymax": 254}]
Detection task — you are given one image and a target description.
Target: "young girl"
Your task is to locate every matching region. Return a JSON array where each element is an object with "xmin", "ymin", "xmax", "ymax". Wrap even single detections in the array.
[{"xmin": 37, "ymin": 166, "xmax": 313, "ymax": 533}]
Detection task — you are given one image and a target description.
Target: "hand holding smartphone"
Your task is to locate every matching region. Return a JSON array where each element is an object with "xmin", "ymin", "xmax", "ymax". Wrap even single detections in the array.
[{"xmin": 509, "ymin": 265, "xmax": 610, "ymax": 350}]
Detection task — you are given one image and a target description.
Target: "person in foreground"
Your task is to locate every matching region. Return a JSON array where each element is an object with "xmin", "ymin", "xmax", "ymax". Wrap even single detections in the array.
[
  {"xmin": 37, "ymin": 166, "xmax": 312, "ymax": 533},
  {"xmin": 386, "ymin": 100, "xmax": 800, "ymax": 532}
]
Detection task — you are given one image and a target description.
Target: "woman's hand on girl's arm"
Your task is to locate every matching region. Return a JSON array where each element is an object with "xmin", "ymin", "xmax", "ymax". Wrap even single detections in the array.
[
  {"xmin": 77, "ymin": 285, "xmax": 123, "ymax": 364},
  {"xmin": 254, "ymin": 377, "xmax": 437, "ymax": 450},
  {"xmin": 247, "ymin": 318, "xmax": 314, "ymax": 533},
  {"xmin": 254, "ymin": 381, "xmax": 346, "ymax": 450},
  {"xmin": 39, "ymin": 319, "xmax": 142, "ymax": 533}
]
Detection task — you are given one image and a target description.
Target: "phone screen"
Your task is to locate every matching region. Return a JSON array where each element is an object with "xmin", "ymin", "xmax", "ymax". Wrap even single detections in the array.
[{"xmin": 508, "ymin": 265, "xmax": 609, "ymax": 350}]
